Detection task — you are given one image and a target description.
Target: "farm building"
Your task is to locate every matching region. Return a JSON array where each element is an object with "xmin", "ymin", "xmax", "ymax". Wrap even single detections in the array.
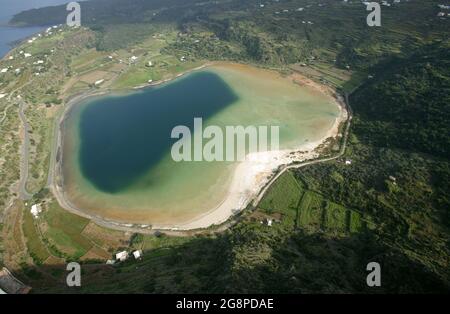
[
  {"xmin": 133, "ymin": 250, "xmax": 143, "ymax": 259},
  {"xmin": 31, "ymin": 204, "xmax": 42, "ymax": 218},
  {"xmin": 116, "ymin": 251, "xmax": 128, "ymax": 261}
]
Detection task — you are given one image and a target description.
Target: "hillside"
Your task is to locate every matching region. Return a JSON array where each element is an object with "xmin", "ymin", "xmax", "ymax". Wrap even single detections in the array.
[
  {"xmin": 0, "ymin": 0, "xmax": 449, "ymax": 294},
  {"xmin": 11, "ymin": 0, "xmax": 450, "ymax": 70},
  {"xmin": 18, "ymin": 42, "xmax": 450, "ymax": 294}
]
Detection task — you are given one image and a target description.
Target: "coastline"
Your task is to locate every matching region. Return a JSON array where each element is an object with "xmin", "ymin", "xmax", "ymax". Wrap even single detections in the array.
[{"xmin": 51, "ymin": 62, "xmax": 348, "ymax": 233}]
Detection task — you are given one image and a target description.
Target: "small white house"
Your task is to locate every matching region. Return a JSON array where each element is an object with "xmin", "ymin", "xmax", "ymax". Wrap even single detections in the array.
[
  {"xmin": 130, "ymin": 56, "xmax": 138, "ymax": 62},
  {"xmin": 0, "ymin": 68, "xmax": 8, "ymax": 73},
  {"xmin": 24, "ymin": 53, "xmax": 32, "ymax": 58},
  {"xmin": 94, "ymin": 79, "xmax": 105, "ymax": 86},
  {"xmin": 345, "ymin": 160, "xmax": 352, "ymax": 165},
  {"xmin": 133, "ymin": 250, "xmax": 142, "ymax": 260},
  {"xmin": 0, "ymin": 94, "xmax": 7, "ymax": 99},
  {"xmin": 31, "ymin": 204, "xmax": 42, "ymax": 218},
  {"xmin": 115, "ymin": 251, "xmax": 128, "ymax": 262},
  {"xmin": 106, "ymin": 260, "xmax": 115, "ymax": 265},
  {"xmin": 36, "ymin": 60, "xmax": 44, "ymax": 64}
]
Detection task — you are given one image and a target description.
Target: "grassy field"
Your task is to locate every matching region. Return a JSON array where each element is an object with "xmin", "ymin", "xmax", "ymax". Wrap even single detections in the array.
[
  {"xmin": 41, "ymin": 201, "xmax": 92, "ymax": 260},
  {"xmin": 259, "ymin": 171, "xmax": 303, "ymax": 215},
  {"xmin": 259, "ymin": 171, "xmax": 366, "ymax": 236},
  {"xmin": 22, "ymin": 206, "xmax": 49, "ymax": 264},
  {"xmin": 298, "ymin": 191, "xmax": 324, "ymax": 230}
]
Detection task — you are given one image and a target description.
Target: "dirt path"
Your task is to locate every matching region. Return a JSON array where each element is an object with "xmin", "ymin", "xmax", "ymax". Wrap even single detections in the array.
[{"xmin": 18, "ymin": 99, "xmax": 33, "ymax": 200}]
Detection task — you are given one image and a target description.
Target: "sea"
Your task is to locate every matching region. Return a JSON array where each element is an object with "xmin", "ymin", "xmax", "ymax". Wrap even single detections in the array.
[{"xmin": 0, "ymin": 0, "xmax": 72, "ymax": 57}]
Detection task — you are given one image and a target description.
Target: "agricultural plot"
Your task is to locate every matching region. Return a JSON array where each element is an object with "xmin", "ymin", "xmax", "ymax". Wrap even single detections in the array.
[
  {"xmin": 297, "ymin": 191, "xmax": 325, "ymax": 229},
  {"xmin": 297, "ymin": 191, "xmax": 365, "ymax": 235},
  {"xmin": 259, "ymin": 171, "xmax": 303, "ymax": 217},
  {"xmin": 349, "ymin": 211, "xmax": 364, "ymax": 233},
  {"xmin": 324, "ymin": 201, "xmax": 348, "ymax": 233},
  {"xmin": 22, "ymin": 207, "xmax": 49, "ymax": 264},
  {"xmin": 81, "ymin": 222, "xmax": 130, "ymax": 252},
  {"xmin": 141, "ymin": 234, "xmax": 191, "ymax": 251},
  {"xmin": 41, "ymin": 202, "xmax": 92, "ymax": 260}
]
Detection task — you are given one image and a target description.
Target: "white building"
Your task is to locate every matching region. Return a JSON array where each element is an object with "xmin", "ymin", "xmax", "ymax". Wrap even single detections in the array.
[
  {"xmin": 31, "ymin": 204, "xmax": 42, "ymax": 218},
  {"xmin": 115, "ymin": 251, "xmax": 128, "ymax": 262},
  {"xmin": 0, "ymin": 68, "xmax": 8, "ymax": 73},
  {"xmin": 133, "ymin": 250, "xmax": 143, "ymax": 260},
  {"xmin": 94, "ymin": 79, "xmax": 105, "ymax": 86},
  {"xmin": 24, "ymin": 53, "xmax": 32, "ymax": 58}
]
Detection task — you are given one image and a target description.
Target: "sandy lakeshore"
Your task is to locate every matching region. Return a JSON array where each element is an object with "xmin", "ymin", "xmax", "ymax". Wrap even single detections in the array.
[{"xmin": 52, "ymin": 62, "xmax": 348, "ymax": 232}]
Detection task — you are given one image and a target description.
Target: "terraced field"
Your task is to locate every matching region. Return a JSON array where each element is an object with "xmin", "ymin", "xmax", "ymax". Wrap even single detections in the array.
[{"xmin": 260, "ymin": 171, "xmax": 367, "ymax": 236}]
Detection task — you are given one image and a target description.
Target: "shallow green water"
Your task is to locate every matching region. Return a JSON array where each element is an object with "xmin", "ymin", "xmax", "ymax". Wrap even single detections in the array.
[{"xmin": 62, "ymin": 64, "xmax": 339, "ymax": 224}]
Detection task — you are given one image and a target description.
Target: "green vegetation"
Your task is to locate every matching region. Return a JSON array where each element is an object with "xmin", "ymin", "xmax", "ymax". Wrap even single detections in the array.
[
  {"xmin": 294, "ymin": 42, "xmax": 450, "ymax": 288},
  {"xmin": 259, "ymin": 171, "xmax": 302, "ymax": 214},
  {"xmin": 1, "ymin": 0, "xmax": 448, "ymax": 294},
  {"xmin": 351, "ymin": 43, "xmax": 450, "ymax": 158},
  {"xmin": 22, "ymin": 208, "xmax": 49, "ymax": 264},
  {"xmin": 42, "ymin": 201, "xmax": 92, "ymax": 260}
]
